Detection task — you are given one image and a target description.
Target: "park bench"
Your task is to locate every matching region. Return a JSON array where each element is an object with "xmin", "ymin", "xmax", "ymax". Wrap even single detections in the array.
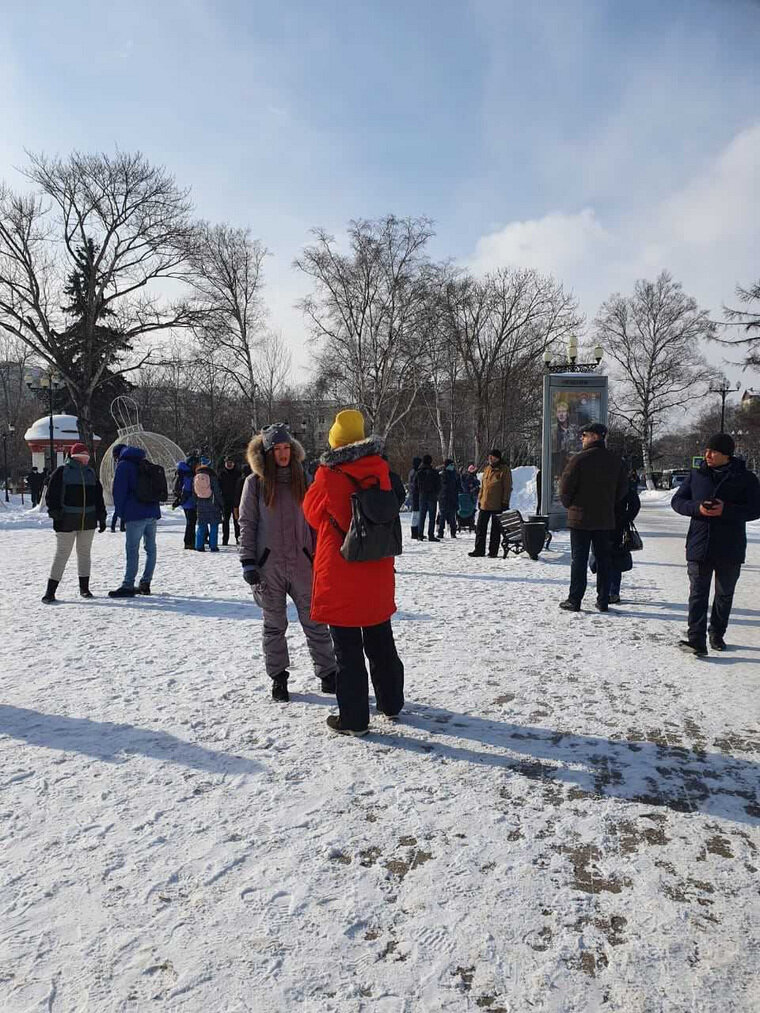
[{"xmin": 498, "ymin": 510, "xmax": 552, "ymax": 560}]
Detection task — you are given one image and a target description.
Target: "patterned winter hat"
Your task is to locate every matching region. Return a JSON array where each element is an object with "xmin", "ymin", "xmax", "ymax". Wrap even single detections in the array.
[{"xmin": 262, "ymin": 422, "xmax": 293, "ymax": 452}]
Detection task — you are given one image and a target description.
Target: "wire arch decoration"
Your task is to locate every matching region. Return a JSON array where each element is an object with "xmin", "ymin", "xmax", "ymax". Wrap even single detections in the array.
[{"xmin": 99, "ymin": 397, "xmax": 187, "ymax": 505}]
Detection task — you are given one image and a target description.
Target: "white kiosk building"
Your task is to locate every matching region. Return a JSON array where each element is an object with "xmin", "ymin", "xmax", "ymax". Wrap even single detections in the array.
[{"xmin": 24, "ymin": 415, "xmax": 101, "ymax": 472}]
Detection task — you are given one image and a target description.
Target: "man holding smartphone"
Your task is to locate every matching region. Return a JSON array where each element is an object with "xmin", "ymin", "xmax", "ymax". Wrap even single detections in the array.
[{"xmin": 672, "ymin": 433, "xmax": 760, "ymax": 655}]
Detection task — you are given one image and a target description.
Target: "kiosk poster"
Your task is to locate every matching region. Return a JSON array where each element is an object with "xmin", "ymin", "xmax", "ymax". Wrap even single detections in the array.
[{"xmin": 550, "ymin": 389, "xmax": 602, "ymax": 503}]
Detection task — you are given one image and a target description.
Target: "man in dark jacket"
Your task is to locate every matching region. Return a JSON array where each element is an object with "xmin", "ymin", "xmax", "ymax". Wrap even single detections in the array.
[
  {"xmin": 558, "ymin": 422, "xmax": 628, "ymax": 612},
  {"xmin": 416, "ymin": 454, "xmax": 441, "ymax": 541},
  {"xmin": 109, "ymin": 446, "xmax": 162, "ymax": 598},
  {"xmin": 408, "ymin": 456, "xmax": 422, "ymax": 539},
  {"xmin": 436, "ymin": 459, "xmax": 461, "ymax": 538},
  {"xmin": 218, "ymin": 456, "xmax": 241, "ymax": 545},
  {"xmin": 671, "ymin": 433, "xmax": 760, "ymax": 655},
  {"xmin": 26, "ymin": 467, "xmax": 45, "ymax": 507}
]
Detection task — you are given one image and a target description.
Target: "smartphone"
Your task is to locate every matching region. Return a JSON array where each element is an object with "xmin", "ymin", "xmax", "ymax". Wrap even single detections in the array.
[{"xmin": 702, "ymin": 499, "xmax": 716, "ymax": 508}]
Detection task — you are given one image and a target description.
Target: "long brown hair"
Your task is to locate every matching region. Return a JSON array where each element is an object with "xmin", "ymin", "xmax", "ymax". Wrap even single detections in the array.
[{"xmin": 262, "ymin": 447, "xmax": 306, "ymax": 508}]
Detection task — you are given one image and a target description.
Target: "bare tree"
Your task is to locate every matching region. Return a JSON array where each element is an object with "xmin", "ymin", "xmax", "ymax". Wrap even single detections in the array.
[
  {"xmin": 595, "ymin": 271, "xmax": 714, "ymax": 489},
  {"xmin": 189, "ymin": 222, "xmax": 269, "ymax": 432},
  {"xmin": 718, "ymin": 279, "xmax": 760, "ymax": 369},
  {"xmin": 444, "ymin": 267, "xmax": 582, "ymax": 462},
  {"xmin": 254, "ymin": 330, "xmax": 292, "ymax": 422},
  {"xmin": 295, "ymin": 215, "xmax": 434, "ymax": 436},
  {"xmin": 0, "ymin": 150, "xmax": 201, "ymax": 448}
]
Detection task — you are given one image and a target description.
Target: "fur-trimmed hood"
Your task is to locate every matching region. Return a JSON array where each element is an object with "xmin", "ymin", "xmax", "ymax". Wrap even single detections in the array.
[
  {"xmin": 246, "ymin": 433, "xmax": 306, "ymax": 478},
  {"xmin": 319, "ymin": 434, "xmax": 385, "ymax": 467}
]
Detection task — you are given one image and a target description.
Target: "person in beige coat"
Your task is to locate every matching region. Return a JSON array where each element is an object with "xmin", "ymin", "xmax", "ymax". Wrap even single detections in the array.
[{"xmin": 469, "ymin": 449, "xmax": 513, "ymax": 558}]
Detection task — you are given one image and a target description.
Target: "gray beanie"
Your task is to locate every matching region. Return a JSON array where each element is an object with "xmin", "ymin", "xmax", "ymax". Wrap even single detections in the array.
[{"xmin": 261, "ymin": 422, "xmax": 293, "ymax": 452}]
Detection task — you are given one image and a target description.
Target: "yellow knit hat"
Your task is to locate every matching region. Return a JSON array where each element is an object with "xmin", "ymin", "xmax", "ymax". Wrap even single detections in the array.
[{"xmin": 328, "ymin": 409, "xmax": 366, "ymax": 449}]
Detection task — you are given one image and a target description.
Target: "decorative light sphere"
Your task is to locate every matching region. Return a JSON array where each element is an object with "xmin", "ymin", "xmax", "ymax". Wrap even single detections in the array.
[{"xmin": 99, "ymin": 397, "xmax": 186, "ymax": 505}]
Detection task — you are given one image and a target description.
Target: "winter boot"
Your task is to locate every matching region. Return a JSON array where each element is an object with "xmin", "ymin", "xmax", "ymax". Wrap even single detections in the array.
[
  {"xmin": 326, "ymin": 715, "xmax": 368, "ymax": 737},
  {"xmin": 108, "ymin": 585, "xmax": 138, "ymax": 598},
  {"xmin": 410, "ymin": 526, "xmax": 419, "ymax": 540},
  {"xmin": 79, "ymin": 577, "xmax": 94, "ymax": 599},
  {"xmin": 709, "ymin": 633, "xmax": 726, "ymax": 651},
  {"xmin": 271, "ymin": 671, "xmax": 290, "ymax": 702},
  {"xmin": 678, "ymin": 639, "xmax": 707, "ymax": 657},
  {"xmin": 137, "ymin": 581, "xmax": 151, "ymax": 595},
  {"xmin": 320, "ymin": 671, "xmax": 337, "ymax": 694},
  {"xmin": 42, "ymin": 578, "xmax": 59, "ymax": 604},
  {"xmin": 559, "ymin": 599, "xmax": 581, "ymax": 612}
]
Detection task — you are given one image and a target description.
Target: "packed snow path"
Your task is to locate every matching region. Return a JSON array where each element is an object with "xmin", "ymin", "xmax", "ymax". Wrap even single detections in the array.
[{"xmin": 0, "ymin": 498, "xmax": 758, "ymax": 1012}]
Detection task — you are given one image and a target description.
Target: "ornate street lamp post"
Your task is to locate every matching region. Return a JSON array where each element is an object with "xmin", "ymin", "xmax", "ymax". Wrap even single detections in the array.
[
  {"xmin": 2, "ymin": 424, "xmax": 14, "ymax": 502},
  {"xmin": 543, "ymin": 339, "xmax": 604, "ymax": 374},
  {"xmin": 25, "ymin": 370, "xmax": 63, "ymax": 473},
  {"xmin": 708, "ymin": 378, "xmax": 741, "ymax": 432}
]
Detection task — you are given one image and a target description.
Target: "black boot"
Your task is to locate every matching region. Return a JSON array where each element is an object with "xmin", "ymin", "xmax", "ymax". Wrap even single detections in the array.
[
  {"xmin": 42, "ymin": 578, "xmax": 59, "ymax": 604},
  {"xmin": 271, "ymin": 671, "xmax": 290, "ymax": 702},
  {"xmin": 137, "ymin": 581, "xmax": 151, "ymax": 595},
  {"xmin": 410, "ymin": 526, "xmax": 419, "ymax": 540},
  {"xmin": 320, "ymin": 671, "xmax": 337, "ymax": 694},
  {"xmin": 79, "ymin": 576, "xmax": 94, "ymax": 599}
]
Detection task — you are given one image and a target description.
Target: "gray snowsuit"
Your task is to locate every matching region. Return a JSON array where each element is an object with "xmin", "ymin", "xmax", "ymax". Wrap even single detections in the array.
[{"xmin": 238, "ymin": 435, "xmax": 336, "ymax": 681}]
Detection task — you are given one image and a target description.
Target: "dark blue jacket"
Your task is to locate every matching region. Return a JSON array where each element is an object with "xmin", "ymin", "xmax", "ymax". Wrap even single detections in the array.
[
  {"xmin": 113, "ymin": 446, "xmax": 162, "ymax": 523},
  {"xmin": 671, "ymin": 458, "xmax": 760, "ymax": 564},
  {"xmin": 175, "ymin": 460, "xmax": 196, "ymax": 509},
  {"xmin": 437, "ymin": 465, "xmax": 461, "ymax": 511}
]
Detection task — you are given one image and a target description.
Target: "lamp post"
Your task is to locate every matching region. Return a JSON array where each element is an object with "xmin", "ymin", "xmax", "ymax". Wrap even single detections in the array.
[
  {"xmin": 708, "ymin": 378, "xmax": 741, "ymax": 432},
  {"xmin": 2, "ymin": 425, "xmax": 14, "ymax": 502},
  {"xmin": 543, "ymin": 339, "xmax": 604, "ymax": 374},
  {"xmin": 26, "ymin": 370, "xmax": 63, "ymax": 474}
]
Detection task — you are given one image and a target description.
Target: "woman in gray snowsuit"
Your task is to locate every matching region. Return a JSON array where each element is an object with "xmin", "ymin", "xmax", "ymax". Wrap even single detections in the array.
[{"xmin": 238, "ymin": 423, "xmax": 337, "ymax": 702}]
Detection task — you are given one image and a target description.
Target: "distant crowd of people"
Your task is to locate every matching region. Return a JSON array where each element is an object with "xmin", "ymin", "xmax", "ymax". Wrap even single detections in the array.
[{"xmin": 37, "ymin": 411, "xmax": 760, "ymax": 733}]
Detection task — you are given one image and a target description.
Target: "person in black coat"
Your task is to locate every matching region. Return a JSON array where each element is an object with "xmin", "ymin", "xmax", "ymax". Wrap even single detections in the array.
[
  {"xmin": 26, "ymin": 467, "xmax": 45, "ymax": 507},
  {"xmin": 671, "ymin": 432, "xmax": 760, "ymax": 655},
  {"xmin": 218, "ymin": 456, "xmax": 241, "ymax": 545},
  {"xmin": 608, "ymin": 475, "xmax": 640, "ymax": 603},
  {"xmin": 407, "ymin": 456, "xmax": 422, "ymax": 540},
  {"xmin": 436, "ymin": 459, "xmax": 461, "ymax": 538},
  {"xmin": 415, "ymin": 454, "xmax": 441, "ymax": 541}
]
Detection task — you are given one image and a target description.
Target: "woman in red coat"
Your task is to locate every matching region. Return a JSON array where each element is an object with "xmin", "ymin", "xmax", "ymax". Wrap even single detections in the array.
[{"xmin": 303, "ymin": 409, "xmax": 405, "ymax": 735}]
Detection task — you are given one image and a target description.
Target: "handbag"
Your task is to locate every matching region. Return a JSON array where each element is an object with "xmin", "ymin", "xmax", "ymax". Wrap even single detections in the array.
[{"xmin": 622, "ymin": 520, "xmax": 643, "ymax": 552}]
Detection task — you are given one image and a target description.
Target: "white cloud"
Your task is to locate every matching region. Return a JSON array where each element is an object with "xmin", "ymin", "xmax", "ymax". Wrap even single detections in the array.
[{"xmin": 466, "ymin": 123, "xmax": 760, "ymax": 382}]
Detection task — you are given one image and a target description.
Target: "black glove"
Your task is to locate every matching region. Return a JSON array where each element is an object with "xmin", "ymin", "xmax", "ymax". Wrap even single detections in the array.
[
  {"xmin": 98, "ymin": 519, "xmax": 107, "ymax": 533},
  {"xmin": 241, "ymin": 560, "xmax": 260, "ymax": 586}
]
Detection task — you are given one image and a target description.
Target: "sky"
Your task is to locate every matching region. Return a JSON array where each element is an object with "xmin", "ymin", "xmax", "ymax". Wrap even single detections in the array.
[{"xmin": 2, "ymin": 0, "xmax": 759, "ymax": 392}]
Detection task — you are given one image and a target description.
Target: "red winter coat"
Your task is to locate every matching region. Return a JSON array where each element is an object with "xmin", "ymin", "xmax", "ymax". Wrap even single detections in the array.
[{"xmin": 303, "ymin": 437, "xmax": 397, "ymax": 628}]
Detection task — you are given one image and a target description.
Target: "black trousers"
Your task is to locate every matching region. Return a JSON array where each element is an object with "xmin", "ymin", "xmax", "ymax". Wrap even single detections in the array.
[
  {"xmin": 475, "ymin": 509, "xmax": 502, "ymax": 556},
  {"xmin": 419, "ymin": 497, "xmax": 438, "ymax": 538},
  {"xmin": 569, "ymin": 529, "xmax": 612, "ymax": 605},
  {"xmin": 687, "ymin": 560, "xmax": 741, "ymax": 643},
  {"xmin": 437, "ymin": 506, "xmax": 457, "ymax": 537},
  {"xmin": 183, "ymin": 507, "xmax": 197, "ymax": 548},
  {"xmin": 222, "ymin": 502, "xmax": 240, "ymax": 545},
  {"xmin": 330, "ymin": 621, "xmax": 405, "ymax": 731}
]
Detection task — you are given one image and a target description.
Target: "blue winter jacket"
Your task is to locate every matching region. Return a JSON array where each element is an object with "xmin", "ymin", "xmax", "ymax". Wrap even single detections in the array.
[
  {"xmin": 671, "ymin": 457, "xmax": 760, "ymax": 564},
  {"xmin": 113, "ymin": 446, "xmax": 162, "ymax": 523},
  {"xmin": 175, "ymin": 460, "xmax": 196, "ymax": 509}
]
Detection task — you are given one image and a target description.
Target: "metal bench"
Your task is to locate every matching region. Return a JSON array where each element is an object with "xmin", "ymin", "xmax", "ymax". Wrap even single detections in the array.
[{"xmin": 498, "ymin": 510, "xmax": 552, "ymax": 560}]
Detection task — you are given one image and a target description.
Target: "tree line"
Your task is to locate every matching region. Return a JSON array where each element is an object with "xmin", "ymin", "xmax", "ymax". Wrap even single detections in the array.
[{"xmin": 0, "ymin": 150, "xmax": 757, "ymax": 482}]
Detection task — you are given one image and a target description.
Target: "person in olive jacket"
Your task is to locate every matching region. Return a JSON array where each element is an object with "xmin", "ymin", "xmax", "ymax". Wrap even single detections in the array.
[
  {"xmin": 469, "ymin": 449, "xmax": 512, "ymax": 558},
  {"xmin": 558, "ymin": 423, "xmax": 627, "ymax": 611},
  {"xmin": 42, "ymin": 443, "xmax": 107, "ymax": 603},
  {"xmin": 671, "ymin": 432, "xmax": 760, "ymax": 655}
]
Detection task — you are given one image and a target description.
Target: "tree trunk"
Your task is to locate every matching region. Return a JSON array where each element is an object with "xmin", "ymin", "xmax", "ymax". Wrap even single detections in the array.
[{"xmin": 642, "ymin": 436, "xmax": 655, "ymax": 490}]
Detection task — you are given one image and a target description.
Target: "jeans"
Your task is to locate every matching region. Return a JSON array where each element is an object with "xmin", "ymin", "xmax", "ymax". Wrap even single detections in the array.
[
  {"xmin": 609, "ymin": 566, "xmax": 622, "ymax": 597},
  {"xmin": 687, "ymin": 561, "xmax": 741, "ymax": 643},
  {"xmin": 437, "ymin": 506, "xmax": 457, "ymax": 537},
  {"xmin": 183, "ymin": 507, "xmax": 197, "ymax": 548},
  {"xmin": 474, "ymin": 509, "xmax": 502, "ymax": 556},
  {"xmin": 569, "ymin": 529, "xmax": 611, "ymax": 605},
  {"xmin": 222, "ymin": 503, "xmax": 240, "ymax": 545},
  {"xmin": 330, "ymin": 621, "xmax": 405, "ymax": 731},
  {"xmin": 419, "ymin": 497, "xmax": 438, "ymax": 538},
  {"xmin": 196, "ymin": 521, "xmax": 219, "ymax": 551},
  {"xmin": 123, "ymin": 519, "xmax": 157, "ymax": 588}
]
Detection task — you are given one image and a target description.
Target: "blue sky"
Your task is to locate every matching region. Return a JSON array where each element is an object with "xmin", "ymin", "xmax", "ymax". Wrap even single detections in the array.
[{"xmin": 2, "ymin": 0, "xmax": 759, "ymax": 381}]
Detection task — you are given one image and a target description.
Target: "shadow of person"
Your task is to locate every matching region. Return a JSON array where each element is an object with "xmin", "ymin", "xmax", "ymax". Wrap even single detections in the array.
[
  {"xmin": 370, "ymin": 702, "xmax": 760, "ymax": 827},
  {"xmin": 0, "ymin": 704, "xmax": 260, "ymax": 776}
]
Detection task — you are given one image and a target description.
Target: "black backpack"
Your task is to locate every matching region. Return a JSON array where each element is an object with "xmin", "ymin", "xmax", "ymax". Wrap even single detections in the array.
[
  {"xmin": 329, "ymin": 466, "xmax": 402, "ymax": 562},
  {"xmin": 136, "ymin": 459, "xmax": 168, "ymax": 504}
]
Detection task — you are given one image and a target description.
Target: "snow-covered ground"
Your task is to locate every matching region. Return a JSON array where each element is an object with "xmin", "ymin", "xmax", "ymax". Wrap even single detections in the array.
[{"xmin": 1, "ymin": 496, "xmax": 759, "ymax": 1012}]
